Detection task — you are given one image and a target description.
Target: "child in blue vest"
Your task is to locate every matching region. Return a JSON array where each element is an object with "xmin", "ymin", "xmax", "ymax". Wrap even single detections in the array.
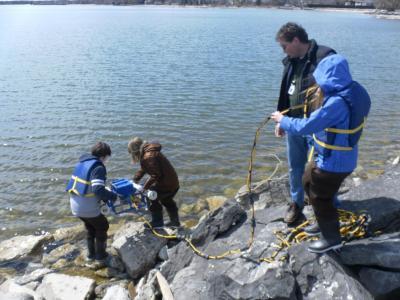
[
  {"xmin": 271, "ymin": 54, "xmax": 371, "ymax": 253},
  {"xmin": 66, "ymin": 142, "xmax": 118, "ymax": 265}
]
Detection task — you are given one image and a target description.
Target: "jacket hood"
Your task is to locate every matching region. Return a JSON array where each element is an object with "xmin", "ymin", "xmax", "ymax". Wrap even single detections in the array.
[
  {"xmin": 79, "ymin": 154, "xmax": 99, "ymax": 162},
  {"xmin": 143, "ymin": 142, "xmax": 162, "ymax": 153},
  {"xmin": 313, "ymin": 54, "xmax": 352, "ymax": 95}
]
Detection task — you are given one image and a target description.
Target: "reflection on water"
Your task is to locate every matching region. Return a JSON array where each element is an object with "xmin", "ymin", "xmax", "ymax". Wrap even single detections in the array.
[{"xmin": 0, "ymin": 6, "xmax": 399, "ymax": 241}]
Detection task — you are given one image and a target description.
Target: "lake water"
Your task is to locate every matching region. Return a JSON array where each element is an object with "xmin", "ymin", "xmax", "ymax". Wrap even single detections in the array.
[{"xmin": 0, "ymin": 5, "xmax": 399, "ymax": 241}]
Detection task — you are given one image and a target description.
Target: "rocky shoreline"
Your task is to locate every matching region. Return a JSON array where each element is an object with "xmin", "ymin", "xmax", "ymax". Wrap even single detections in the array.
[{"xmin": 1, "ymin": 156, "xmax": 400, "ymax": 300}]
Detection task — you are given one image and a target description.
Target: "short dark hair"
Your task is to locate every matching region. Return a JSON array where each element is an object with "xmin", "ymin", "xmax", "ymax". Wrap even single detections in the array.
[
  {"xmin": 276, "ymin": 22, "xmax": 309, "ymax": 43},
  {"xmin": 91, "ymin": 142, "xmax": 111, "ymax": 158}
]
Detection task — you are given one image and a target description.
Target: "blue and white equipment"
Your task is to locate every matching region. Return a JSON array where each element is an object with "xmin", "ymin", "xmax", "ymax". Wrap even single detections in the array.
[{"xmin": 100, "ymin": 179, "xmax": 157, "ymax": 216}]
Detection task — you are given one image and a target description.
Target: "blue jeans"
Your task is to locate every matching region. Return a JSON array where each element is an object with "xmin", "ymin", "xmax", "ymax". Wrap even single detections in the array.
[
  {"xmin": 286, "ymin": 133, "xmax": 310, "ymax": 209},
  {"xmin": 286, "ymin": 133, "xmax": 341, "ymax": 209}
]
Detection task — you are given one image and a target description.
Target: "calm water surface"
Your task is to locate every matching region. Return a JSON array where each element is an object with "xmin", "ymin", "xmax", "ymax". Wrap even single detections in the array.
[{"xmin": 0, "ymin": 6, "xmax": 399, "ymax": 241}]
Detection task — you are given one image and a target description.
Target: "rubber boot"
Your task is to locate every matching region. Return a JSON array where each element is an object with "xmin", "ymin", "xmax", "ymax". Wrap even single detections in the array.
[
  {"xmin": 150, "ymin": 210, "xmax": 164, "ymax": 228},
  {"xmin": 165, "ymin": 208, "xmax": 181, "ymax": 227},
  {"xmin": 85, "ymin": 239, "xmax": 109, "ymax": 270},
  {"xmin": 86, "ymin": 238, "xmax": 96, "ymax": 261},
  {"xmin": 95, "ymin": 239, "xmax": 108, "ymax": 261},
  {"xmin": 308, "ymin": 220, "xmax": 342, "ymax": 253},
  {"xmin": 284, "ymin": 203, "xmax": 302, "ymax": 225},
  {"xmin": 304, "ymin": 222, "xmax": 321, "ymax": 237}
]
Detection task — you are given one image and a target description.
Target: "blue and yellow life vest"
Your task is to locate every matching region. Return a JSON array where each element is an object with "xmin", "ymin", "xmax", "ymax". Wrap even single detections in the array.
[
  {"xmin": 313, "ymin": 81, "xmax": 371, "ymax": 157},
  {"xmin": 66, "ymin": 157, "xmax": 101, "ymax": 197}
]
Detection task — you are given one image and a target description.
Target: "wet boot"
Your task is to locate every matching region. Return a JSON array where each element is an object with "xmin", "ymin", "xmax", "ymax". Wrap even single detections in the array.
[
  {"xmin": 284, "ymin": 202, "xmax": 302, "ymax": 225},
  {"xmin": 308, "ymin": 220, "xmax": 342, "ymax": 254},
  {"xmin": 165, "ymin": 208, "xmax": 181, "ymax": 227},
  {"xmin": 95, "ymin": 239, "xmax": 108, "ymax": 261},
  {"xmin": 86, "ymin": 237, "xmax": 96, "ymax": 262},
  {"xmin": 304, "ymin": 222, "xmax": 321, "ymax": 237},
  {"xmin": 150, "ymin": 210, "xmax": 164, "ymax": 228},
  {"xmin": 87, "ymin": 239, "xmax": 108, "ymax": 269}
]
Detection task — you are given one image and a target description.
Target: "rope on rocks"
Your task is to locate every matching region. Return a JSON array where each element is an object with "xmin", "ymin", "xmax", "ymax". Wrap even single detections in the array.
[{"xmin": 258, "ymin": 210, "xmax": 369, "ymax": 263}]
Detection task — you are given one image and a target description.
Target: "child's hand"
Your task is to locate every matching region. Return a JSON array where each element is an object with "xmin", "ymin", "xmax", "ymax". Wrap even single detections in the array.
[{"xmin": 271, "ymin": 111, "xmax": 283, "ymax": 123}]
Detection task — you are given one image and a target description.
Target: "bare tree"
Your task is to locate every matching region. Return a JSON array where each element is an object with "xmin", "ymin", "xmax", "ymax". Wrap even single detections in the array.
[{"xmin": 374, "ymin": 0, "xmax": 400, "ymax": 10}]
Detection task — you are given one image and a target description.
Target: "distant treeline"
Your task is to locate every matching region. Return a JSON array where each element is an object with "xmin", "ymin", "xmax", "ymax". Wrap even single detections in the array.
[{"xmin": 1, "ymin": 0, "xmax": 398, "ymax": 10}]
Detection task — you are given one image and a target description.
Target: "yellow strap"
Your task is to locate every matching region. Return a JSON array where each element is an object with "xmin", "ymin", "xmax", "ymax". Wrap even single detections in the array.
[
  {"xmin": 313, "ymin": 134, "xmax": 353, "ymax": 151},
  {"xmin": 67, "ymin": 175, "xmax": 94, "ymax": 197},
  {"xmin": 325, "ymin": 119, "xmax": 366, "ymax": 134},
  {"xmin": 71, "ymin": 175, "xmax": 91, "ymax": 185},
  {"xmin": 307, "ymin": 145, "xmax": 315, "ymax": 162}
]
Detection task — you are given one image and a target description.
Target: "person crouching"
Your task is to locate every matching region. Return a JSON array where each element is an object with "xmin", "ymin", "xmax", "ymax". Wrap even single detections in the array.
[
  {"xmin": 128, "ymin": 137, "xmax": 180, "ymax": 228},
  {"xmin": 66, "ymin": 141, "xmax": 117, "ymax": 266}
]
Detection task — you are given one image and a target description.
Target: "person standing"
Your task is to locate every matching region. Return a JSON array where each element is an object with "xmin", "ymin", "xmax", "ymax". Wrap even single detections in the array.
[
  {"xmin": 271, "ymin": 54, "xmax": 371, "ymax": 253},
  {"xmin": 128, "ymin": 137, "xmax": 180, "ymax": 228},
  {"xmin": 66, "ymin": 142, "xmax": 117, "ymax": 266},
  {"xmin": 275, "ymin": 22, "xmax": 336, "ymax": 225}
]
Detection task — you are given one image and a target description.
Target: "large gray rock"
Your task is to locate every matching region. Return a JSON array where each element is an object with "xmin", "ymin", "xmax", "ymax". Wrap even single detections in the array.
[
  {"xmin": 0, "ymin": 279, "xmax": 41, "ymax": 300},
  {"xmin": 341, "ymin": 164, "xmax": 400, "ymax": 233},
  {"xmin": 358, "ymin": 267, "xmax": 400, "ymax": 299},
  {"xmin": 102, "ymin": 285, "xmax": 130, "ymax": 300},
  {"xmin": 340, "ymin": 232, "xmax": 400, "ymax": 269},
  {"xmin": 15, "ymin": 268, "xmax": 53, "ymax": 285},
  {"xmin": 235, "ymin": 175, "xmax": 290, "ymax": 210},
  {"xmin": 171, "ymin": 259, "xmax": 296, "ymax": 300},
  {"xmin": 41, "ymin": 242, "xmax": 81, "ymax": 266},
  {"xmin": 169, "ymin": 202, "xmax": 296, "ymax": 300},
  {"xmin": 0, "ymin": 291, "xmax": 34, "ymax": 300},
  {"xmin": 159, "ymin": 241, "xmax": 194, "ymax": 282},
  {"xmin": 190, "ymin": 200, "xmax": 246, "ymax": 245},
  {"xmin": 112, "ymin": 222, "xmax": 167, "ymax": 279},
  {"xmin": 288, "ymin": 244, "xmax": 373, "ymax": 300},
  {"xmin": 134, "ymin": 269, "xmax": 159, "ymax": 300},
  {"xmin": 36, "ymin": 273, "xmax": 95, "ymax": 300},
  {"xmin": 0, "ymin": 234, "xmax": 52, "ymax": 262},
  {"xmin": 52, "ymin": 224, "xmax": 86, "ymax": 243}
]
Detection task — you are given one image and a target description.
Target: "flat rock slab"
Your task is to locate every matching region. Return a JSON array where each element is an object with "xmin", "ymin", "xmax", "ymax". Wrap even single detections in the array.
[
  {"xmin": 36, "ymin": 273, "xmax": 95, "ymax": 300},
  {"xmin": 340, "ymin": 232, "xmax": 400, "ymax": 269},
  {"xmin": 359, "ymin": 267, "xmax": 400, "ymax": 299},
  {"xmin": 0, "ymin": 234, "xmax": 51, "ymax": 262},
  {"xmin": 102, "ymin": 285, "xmax": 130, "ymax": 300}
]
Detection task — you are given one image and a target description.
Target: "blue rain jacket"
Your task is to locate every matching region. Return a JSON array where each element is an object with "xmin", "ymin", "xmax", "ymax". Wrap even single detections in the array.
[{"xmin": 280, "ymin": 54, "xmax": 371, "ymax": 173}]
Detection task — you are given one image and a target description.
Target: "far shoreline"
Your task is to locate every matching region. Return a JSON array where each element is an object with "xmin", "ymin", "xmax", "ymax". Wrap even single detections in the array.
[
  {"xmin": 314, "ymin": 7, "xmax": 400, "ymax": 20},
  {"xmin": 0, "ymin": 2, "xmax": 399, "ymax": 20},
  {"xmin": 0, "ymin": 0, "xmax": 400, "ymax": 20}
]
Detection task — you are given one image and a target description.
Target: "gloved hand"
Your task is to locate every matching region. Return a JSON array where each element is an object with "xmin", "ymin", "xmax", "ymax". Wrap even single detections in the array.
[{"xmin": 136, "ymin": 185, "xmax": 144, "ymax": 193}]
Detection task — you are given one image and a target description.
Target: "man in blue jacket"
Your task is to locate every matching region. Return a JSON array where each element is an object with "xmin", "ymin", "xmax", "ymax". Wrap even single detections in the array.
[
  {"xmin": 271, "ymin": 54, "xmax": 371, "ymax": 253},
  {"xmin": 275, "ymin": 22, "xmax": 336, "ymax": 225},
  {"xmin": 66, "ymin": 142, "xmax": 118, "ymax": 265}
]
